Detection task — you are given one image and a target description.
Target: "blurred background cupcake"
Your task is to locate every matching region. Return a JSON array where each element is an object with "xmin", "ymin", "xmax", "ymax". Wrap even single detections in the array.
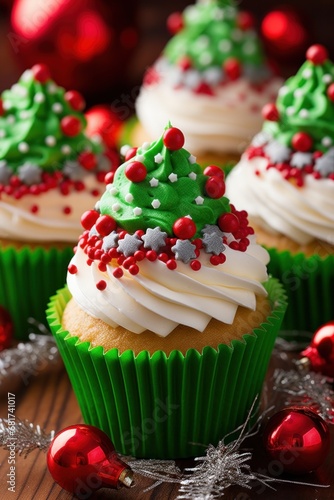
[
  {"xmin": 48, "ymin": 124, "xmax": 286, "ymax": 459},
  {"xmin": 0, "ymin": 64, "xmax": 118, "ymax": 339},
  {"xmin": 131, "ymin": 0, "xmax": 283, "ymax": 169},
  {"xmin": 226, "ymin": 44, "xmax": 334, "ymax": 335}
]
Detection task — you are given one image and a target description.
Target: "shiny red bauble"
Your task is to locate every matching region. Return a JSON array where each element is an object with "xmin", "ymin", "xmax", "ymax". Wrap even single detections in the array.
[
  {"xmin": 60, "ymin": 116, "xmax": 82, "ymax": 137},
  {"xmin": 218, "ymin": 213, "xmax": 240, "ymax": 233},
  {"xmin": 173, "ymin": 217, "xmax": 197, "ymax": 240},
  {"xmin": 203, "ymin": 165, "xmax": 225, "ymax": 179},
  {"xmin": 95, "ymin": 215, "xmax": 117, "ymax": 236},
  {"xmin": 262, "ymin": 103, "xmax": 280, "ymax": 122},
  {"xmin": 31, "ymin": 63, "xmax": 51, "ymax": 83},
  {"xmin": 125, "ymin": 161, "xmax": 147, "ymax": 183},
  {"xmin": 85, "ymin": 105, "xmax": 123, "ymax": 149},
  {"xmin": 47, "ymin": 424, "xmax": 133, "ymax": 495},
  {"xmin": 163, "ymin": 127, "xmax": 185, "ymax": 151},
  {"xmin": 291, "ymin": 132, "xmax": 313, "ymax": 152},
  {"xmin": 205, "ymin": 176, "xmax": 225, "ymax": 199},
  {"xmin": 65, "ymin": 90, "xmax": 86, "ymax": 112},
  {"xmin": 0, "ymin": 306, "xmax": 13, "ymax": 351},
  {"xmin": 301, "ymin": 321, "xmax": 334, "ymax": 377},
  {"xmin": 306, "ymin": 44, "xmax": 328, "ymax": 65},
  {"xmin": 81, "ymin": 210, "xmax": 99, "ymax": 230},
  {"xmin": 263, "ymin": 407, "xmax": 330, "ymax": 474}
]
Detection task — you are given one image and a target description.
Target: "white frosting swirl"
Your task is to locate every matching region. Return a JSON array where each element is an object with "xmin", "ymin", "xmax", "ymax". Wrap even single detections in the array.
[
  {"xmin": 67, "ymin": 236, "xmax": 269, "ymax": 337},
  {"xmin": 226, "ymin": 156, "xmax": 334, "ymax": 245},
  {"xmin": 0, "ymin": 175, "xmax": 102, "ymax": 243},
  {"xmin": 136, "ymin": 78, "xmax": 282, "ymax": 155}
]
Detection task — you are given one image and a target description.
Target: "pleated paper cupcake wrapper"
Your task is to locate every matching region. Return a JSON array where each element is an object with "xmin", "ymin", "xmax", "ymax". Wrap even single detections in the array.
[
  {"xmin": 267, "ymin": 248, "xmax": 334, "ymax": 336},
  {"xmin": 47, "ymin": 278, "xmax": 286, "ymax": 459},
  {"xmin": 0, "ymin": 245, "xmax": 74, "ymax": 340}
]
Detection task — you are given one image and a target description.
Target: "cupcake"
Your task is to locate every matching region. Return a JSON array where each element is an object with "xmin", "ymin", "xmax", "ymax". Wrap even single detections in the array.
[
  {"xmin": 131, "ymin": 0, "xmax": 282, "ymax": 169},
  {"xmin": 226, "ymin": 44, "xmax": 334, "ymax": 333},
  {"xmin": 0, "ymin": 64, "xmax": 118, "ymax": 339},
  {"xmin": 47, "ymin": 124, "xmax": 286, "ymax": 459}
]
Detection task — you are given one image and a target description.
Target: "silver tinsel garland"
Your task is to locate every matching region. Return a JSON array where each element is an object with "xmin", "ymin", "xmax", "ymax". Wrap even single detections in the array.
[{"xmin": 0, "ymin": 419, "xmax": 55, "ymax": 457}]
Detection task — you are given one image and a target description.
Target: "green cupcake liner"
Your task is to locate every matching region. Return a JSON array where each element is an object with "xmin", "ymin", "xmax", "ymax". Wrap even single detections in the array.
[
  {"xmin": 267, "ymin": 248, "xmax": 334, "ymax": 335},
  {"xmin": 0, "ymin": 244, "xmax": 73, "ymax": 340},
  {"xmin": 47, "ymin": 278, "xmax": 287, "ymax": 459}
]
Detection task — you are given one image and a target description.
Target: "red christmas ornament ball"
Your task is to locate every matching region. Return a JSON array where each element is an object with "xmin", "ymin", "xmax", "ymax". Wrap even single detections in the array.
[
  {"xmin": 306, "ymin": 44, "xmax": 328, "ymax": 65},
  {"xmin": 205, "ymin": 176, "xmax": 226, "ymax": 199},
  {"xmin": 65, "ymin": 90, "xmax": 86, "ymax": 111},
  {"xmin": 85, "ymin": 105, "xmax": 123, "ymax": 149},
  {"xmin": 218, "ymin": 213, "xmax": 240, "ymax": 233},
  {"xmin": 291, "ymin": 132, "xmax": 313, "ymax": 152},
  {"xmin": 163, "ymin": 127, "xmax": 185, "ymax": 151},
  {"xmin": 47, "ymin": 424, "xmax": 133, "ymax": 495},
  {"xmin": 167, "ymin": 12, "xmax": 184, "ymax": 35},
  {"xmin": 60, "ymin": 116, "xmax": 82, "ymax": 137},
  {"xmin": 95, "ymin": 215, "xmax": 117, "ymax": 236},
  {"xmin": 224, "ymin": 58, "xmax": 241, "ymax": 81},
  {"xmin": 301, "ymin": 321, "xmax": 334, "ymax": 377},
  {"xmin": 125, "ymin": 161, "xmax": 147, "ymax": 182},
  {"xmin": 263, "ymin": 407, "xmax": 330, "ymax": 474},
  {"xmin": 203, "ymin": 165, "xmax": 225, "ymax": 179},
  {"xmin": 81, "ymin": 210, "xmax": 99, "ymax": 230},
  {"xmin": 173, "ymin": 217, "xmax": 197, "ymax": 240},
  {"xmin": 0, "ymin": 306, "xmax": 13, "ymax": 351},
  {"xmin": 262, "ymin": 103, "xmax": 279, "ymax": 122},
  {"xmin": 32, "ymin": 63, "xmax": 51, "ymax": 83}
]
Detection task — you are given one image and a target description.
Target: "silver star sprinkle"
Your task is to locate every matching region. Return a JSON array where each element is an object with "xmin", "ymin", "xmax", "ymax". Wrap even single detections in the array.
[
  {"xmin": 264, "ymin": 140, "xmax": 291, "ymax": 164},
  {"xmin": 171, "ymin": 239, "xmax": 197, "ymax": 263},
  {"xmin": 18, "ymin": 163, "xmax": 41, "ymax": 185},
  {"xmin": 142, "ymin": 227, "xmax": 167, "ymax": 251},
  {"xmin": 202, "ymin": 232, "xmax": 225, "ymax": 255},
  {"xmin": 102, "ymin": 231, "xmax": 119, "ymax": 251},
  {"xmin": 117, "ymin": 233, "xmax": 142, "ymax": 256}
]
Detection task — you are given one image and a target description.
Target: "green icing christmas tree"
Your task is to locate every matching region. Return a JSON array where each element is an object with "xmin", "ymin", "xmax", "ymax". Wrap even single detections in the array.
[
  {"xmin": 263, "ymin": 44, "xmax": 334, "ymax": 153},
  {"xmin": 157, "ymin": 0, "xmax": 272, "ymax": 90},
  {"xmin": 0, "ymin": 64, "xmax": 104, "ymax": 188}
]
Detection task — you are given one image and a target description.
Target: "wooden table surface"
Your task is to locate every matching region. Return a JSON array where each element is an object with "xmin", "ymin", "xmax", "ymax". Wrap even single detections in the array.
[{"xmin": 0, "ymin": 342, "xmax": 333, "ymax": 500}]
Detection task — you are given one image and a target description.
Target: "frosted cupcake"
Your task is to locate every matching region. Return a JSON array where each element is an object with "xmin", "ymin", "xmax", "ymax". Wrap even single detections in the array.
[
  {"xmin": 48, "ymin": 124, "xmax": 286, "ymax": 459},
  {"xmin": 226, "ymin": 44, "xmax": 334, "ymax": 333},
  {"xmin": 0, "ymin": 64, "xmax": 118, "ymax": 338},
  {"xmin": 132, "ymin": 0, "xmax": 282, "ymax": 168}
]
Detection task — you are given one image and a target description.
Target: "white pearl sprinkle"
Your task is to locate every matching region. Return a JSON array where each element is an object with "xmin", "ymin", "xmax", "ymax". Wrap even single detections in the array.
[
  {"xmin": 7, "ymin": 115, "xmax": 15, "ymax": 124},
  {"xmin": 302, "ymin": 68, "xmax": 312, "ymax": 79},
  {"xmin": 107, "ymin": 185, "xmax": 118, "ymax": 195},
  {"xmin": 48, "ymin": 83, "xmax": 58, "ymax": 94},
  {"xmin": 151, "ymin": 199, "xmax": 161, "ymax": 209},
  {"xmin": 322, "ymin": 136, "xmax": 333, "ymax": 147},
  {"xmin": 286, "ymin": 106, "xmax": 295, "ymax": 116},
  {"xmin": 120, "ymin": 144, "xmax": 131, "ymax": 156},
  {"xmin": 278, "ymin": 85, "xmax": 289, "ymax": 96},
  {"xmin": 125, "ymin": 193, "xmax": 134, "ymax": 203},
  {"xmin": 323, "ymin": 74, "xmax": 332, "ymax": 84},
  {"xmin": 299, "ymin": 109, "xmax": 309, "ymax": 118},
  {"xmin": 136, "ymin": 154, "xmax": 145, "ymax": 162},
  {"xmin": 213, "ymin": 8, "xmax": 224, "ymax": 20},
  {"xmin": 20, "ymin": 110, "xmax": 30, "ymax": 119},
  {"xmin": 294, "ymin": 89, "xmax": 304, "ymax": 98},
  {"xmin": 21, "ymin": 69, "xmax": 33, "ymax": 81},
  {"xmin": 168, "ymin": 173, "xmax": 178, "ymax": 183},
  {"xmin": 45, "ymin": 135, "xmax": 56, "ymax": 147},
  {"xmin": 12, "ymin": 84, "xmax": 28, "ymax": 98},
  {"xmin": 52, "ymin": 103, "xmax": 63, "ymax": 113},
  {"xmin": 199, "ymin": 52, "xmax": 212, "ymax": 66},
  {"xmin": 112, "ymin": 203, "xmax": 121, "ymax": 211},
  {"xmin": 2, "ymin": 101, "xmax": 11, "ymax": 110},
  {"xmin": 0, "ymin": 130, "xmax": 6, "ymax": 138},
  {"xmin": 197, "ymin": 35, "xmax": 209, "ymax": 49},
  {"xmin": 149, "ymin": 177, "xmax": 159, "ymax": 187},
  {"xmin": 232, "ymin": 29, "xmax": 243, "ymax": 42},
  {"xmin": 61, "ymin": 145, "xmax": 71, "ymax": 155},
  {"xmin": 219, "ymin": 40, "xmax": 232, "ymax": 53},
  {"xmin": 18, "ymin": 142, "xmax": 29, "ymax": 153},
  {"xmin": 154, "ymin": 153, "xmax": 163, "ymax": 164},
  {"xmin": 34, "ymin": 92, "xmax": 45, "ymax": 104},
  {"xmin": 141, "ymin": 142, "xmax": 151, "ymax": 151},
  {"xmin": 195, "ymin": 196, "xmax": 204, "ymax": 205},
  {"xmin": 243, "ymin": 42, "xmax": 256, "ymax": 55},
  {"xmin": 188, "ymin": 172, "xmax": 197, "ymax": 180},
  {"xmin": 133, "ymin": 207, "xmax": 142, "ymax": 216},
  {"xmin": 188, "ymin": 155, "xmax": 196, "ymax": 164}
]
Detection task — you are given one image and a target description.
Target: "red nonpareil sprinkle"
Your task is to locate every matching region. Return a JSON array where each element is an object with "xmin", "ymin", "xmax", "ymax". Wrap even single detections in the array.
[
  {"xmin": 190, "ymin": 260, "xmax": 201, "ymax": 271},
  {"xmin": 79, "ymin": 151, "xmax": 97, "ymax": 170},
  {"xmin": 205, "ymin": 176, "xmax": 225, "ymax": 198},
  {"xmin": 123, "ymin": 257, "xmax": 136, "ymax": 269},
  {"xmin": 98, "ymin": 262, "xmax": 107, "ymax": 272},
  {"xmin": 306, "ymin": 44, "xmax": 328, "ymax": 65},
  {"xmin": 91, "ymin": 189, "xmax": 100, "ymax": 197},
  {"xmin": 125, "ymin": 161, "xmax": 147, "ymax": 182},
  {"xmin": 60, "ymin": 116, "xmax": 82, "ymax": 137},
  {"xmin": 292, "ymin": 132, "xmax": 313, "ymax": 152},
  {"xmin": 30, "ymin": 204, "xmax": 39, "ymax": 213},
  {"xmin": 237, "ymin": 11, "xmax": 254, "ymax": 30},
  {"xmin": 262, "ymin": 103, "xmax": 279, "ymax": 122},
  {"xmin": 95, "ymin": 215, "xmax": 117, "ymax": 236},
  {"xmin": 104, "ymin": 171, "xmax": 114, "ymax": 184},
  {"xmin": 327, "ymin": 83, "xmax": 334, "ymax": 102},
  {"xmin": 74, "ymin": 181, "xmax": 85, "ymax": 191},
  {"xmin": 129, "ymin": 264, "xmax": 139, "ymax": 275},
  {"xmin": 63, "ymin": 206, "xmax": 72, "ymax": 215},
  {"xmin": 255, "ymin": 170, "xmax": 260, "ymax": 176},
  {"xmin": 65, "ymin": 90, "xmax": 85, "ymax": 111},
  {"xmin": 218, "ymin": 213, "xmax": 239, "ymax": 233},
  {"xmin": 32, "ymin": 63, "xmax": 50, "ymax": 83},
  {"xmin": 94, "ymin": 249, "xmax": 103, "ymax": 259},
  {"xmin": 68, "ymin": 264, "xmax": 77, "ymax": 274},
  {"xmin": 173, "ymin": 217, "xmax": 197, "ymax": 239},
  {"xmin": 224, "ymin": 58, "xmax": 241, "ymax": 80},
  {"xmin": 146, "ymin": 250, "xmax": 157, "ymax": 261},
  {"xmin": 81, "ymin": 210, "xmax": 99, "ymax": 230},
  {"xmin": 125, "ymin": 147, "xmax": 137, "ymax": 161},
  {"xmin": 158, "ymin": 253, "xmax": 168, "ymax": 262},
  {"xmin": 166, "ymin": 11, "xmax": 183, "ymax": 34},
  {"xmin": 96, "ymin": 280, "xmax": 107, "ymax": 290},
  {"xmin": 86, "ymin": 259, "xmax": 93, "ymax": 266},
  {"xmin": 166, "ymin": 259, "xmax": 177, "ymax": 270},
  {"xmin": 229, "ymin": 241, "xmax": 240, "ymax": 250},
  {"xmin": 210, "ymin": 255, "xmax": 221, "ymax": 266},
  {"xmin": 134, "ymin": 250, "xmax": 145, "ymax": 261},
  {"xmin": 203, "ymin": 165, "xmax": 225, "ymax": 179},
  {"xmin": 113, "ymin": 268, "xmax": 123, "ymax": 279}
]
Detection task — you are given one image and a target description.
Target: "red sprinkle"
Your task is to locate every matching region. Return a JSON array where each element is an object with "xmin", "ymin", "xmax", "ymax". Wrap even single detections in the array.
[
  {"xmin": 68, "ymin": 264, "xmax": 77, "ymax": 274},
  {"xmin": 113, "ymin": 268, "xmax": 123, "ymax": 279},
  {"xmin": 129, "ymin": 264, "xmax": 139, "ymax": 275},
  {"xmin": 96, "ymin": 280, "xmax": 107, "ymax": 290},
  {"xmin": 146, "ymin": 250, "xmax": 157, "ymax": 261},
  {"xmin": 30, "ymin": 204, "xmax": 39, "ymax": 213},
  {"xmin": 190, "ymin": 260, "xmax": 201, "ymax": 271},
  {"xmin": 98, "ymin": 262, "xmax": 107, "ymax": 272},
  {"xmin": 166, "ymin": 259, "xmax": 177, "ymax": 270},
  {"xmin": 63, "ymin": 206, "xmax": 72, "ymax": 214}
]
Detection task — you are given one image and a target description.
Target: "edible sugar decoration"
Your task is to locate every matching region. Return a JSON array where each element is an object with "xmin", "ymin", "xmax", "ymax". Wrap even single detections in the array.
[
  {"xmin": 149, "ymin": 177, "xmax": 159, "ymax": 187},
  {"xmin": 202, "ymin": 232, "xmax": 226, "ymax": 255},
  {"xmin": 264, "ymin": 141, "xmax": 291, "ymax": 163},
  {"xmin": 171, "ymin": 239, "xmax": 197, "ymax": 263},
  {"xmin": 102, "ymin": 231, "xmax": 119, "ymax": 251},
  {"xmin": 142, "ymin": 227, "xmax": 168, "ymax": 252},
  {"xmin": 117, "ymin": 234, "xmax": 142, "ymax": 257}
]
